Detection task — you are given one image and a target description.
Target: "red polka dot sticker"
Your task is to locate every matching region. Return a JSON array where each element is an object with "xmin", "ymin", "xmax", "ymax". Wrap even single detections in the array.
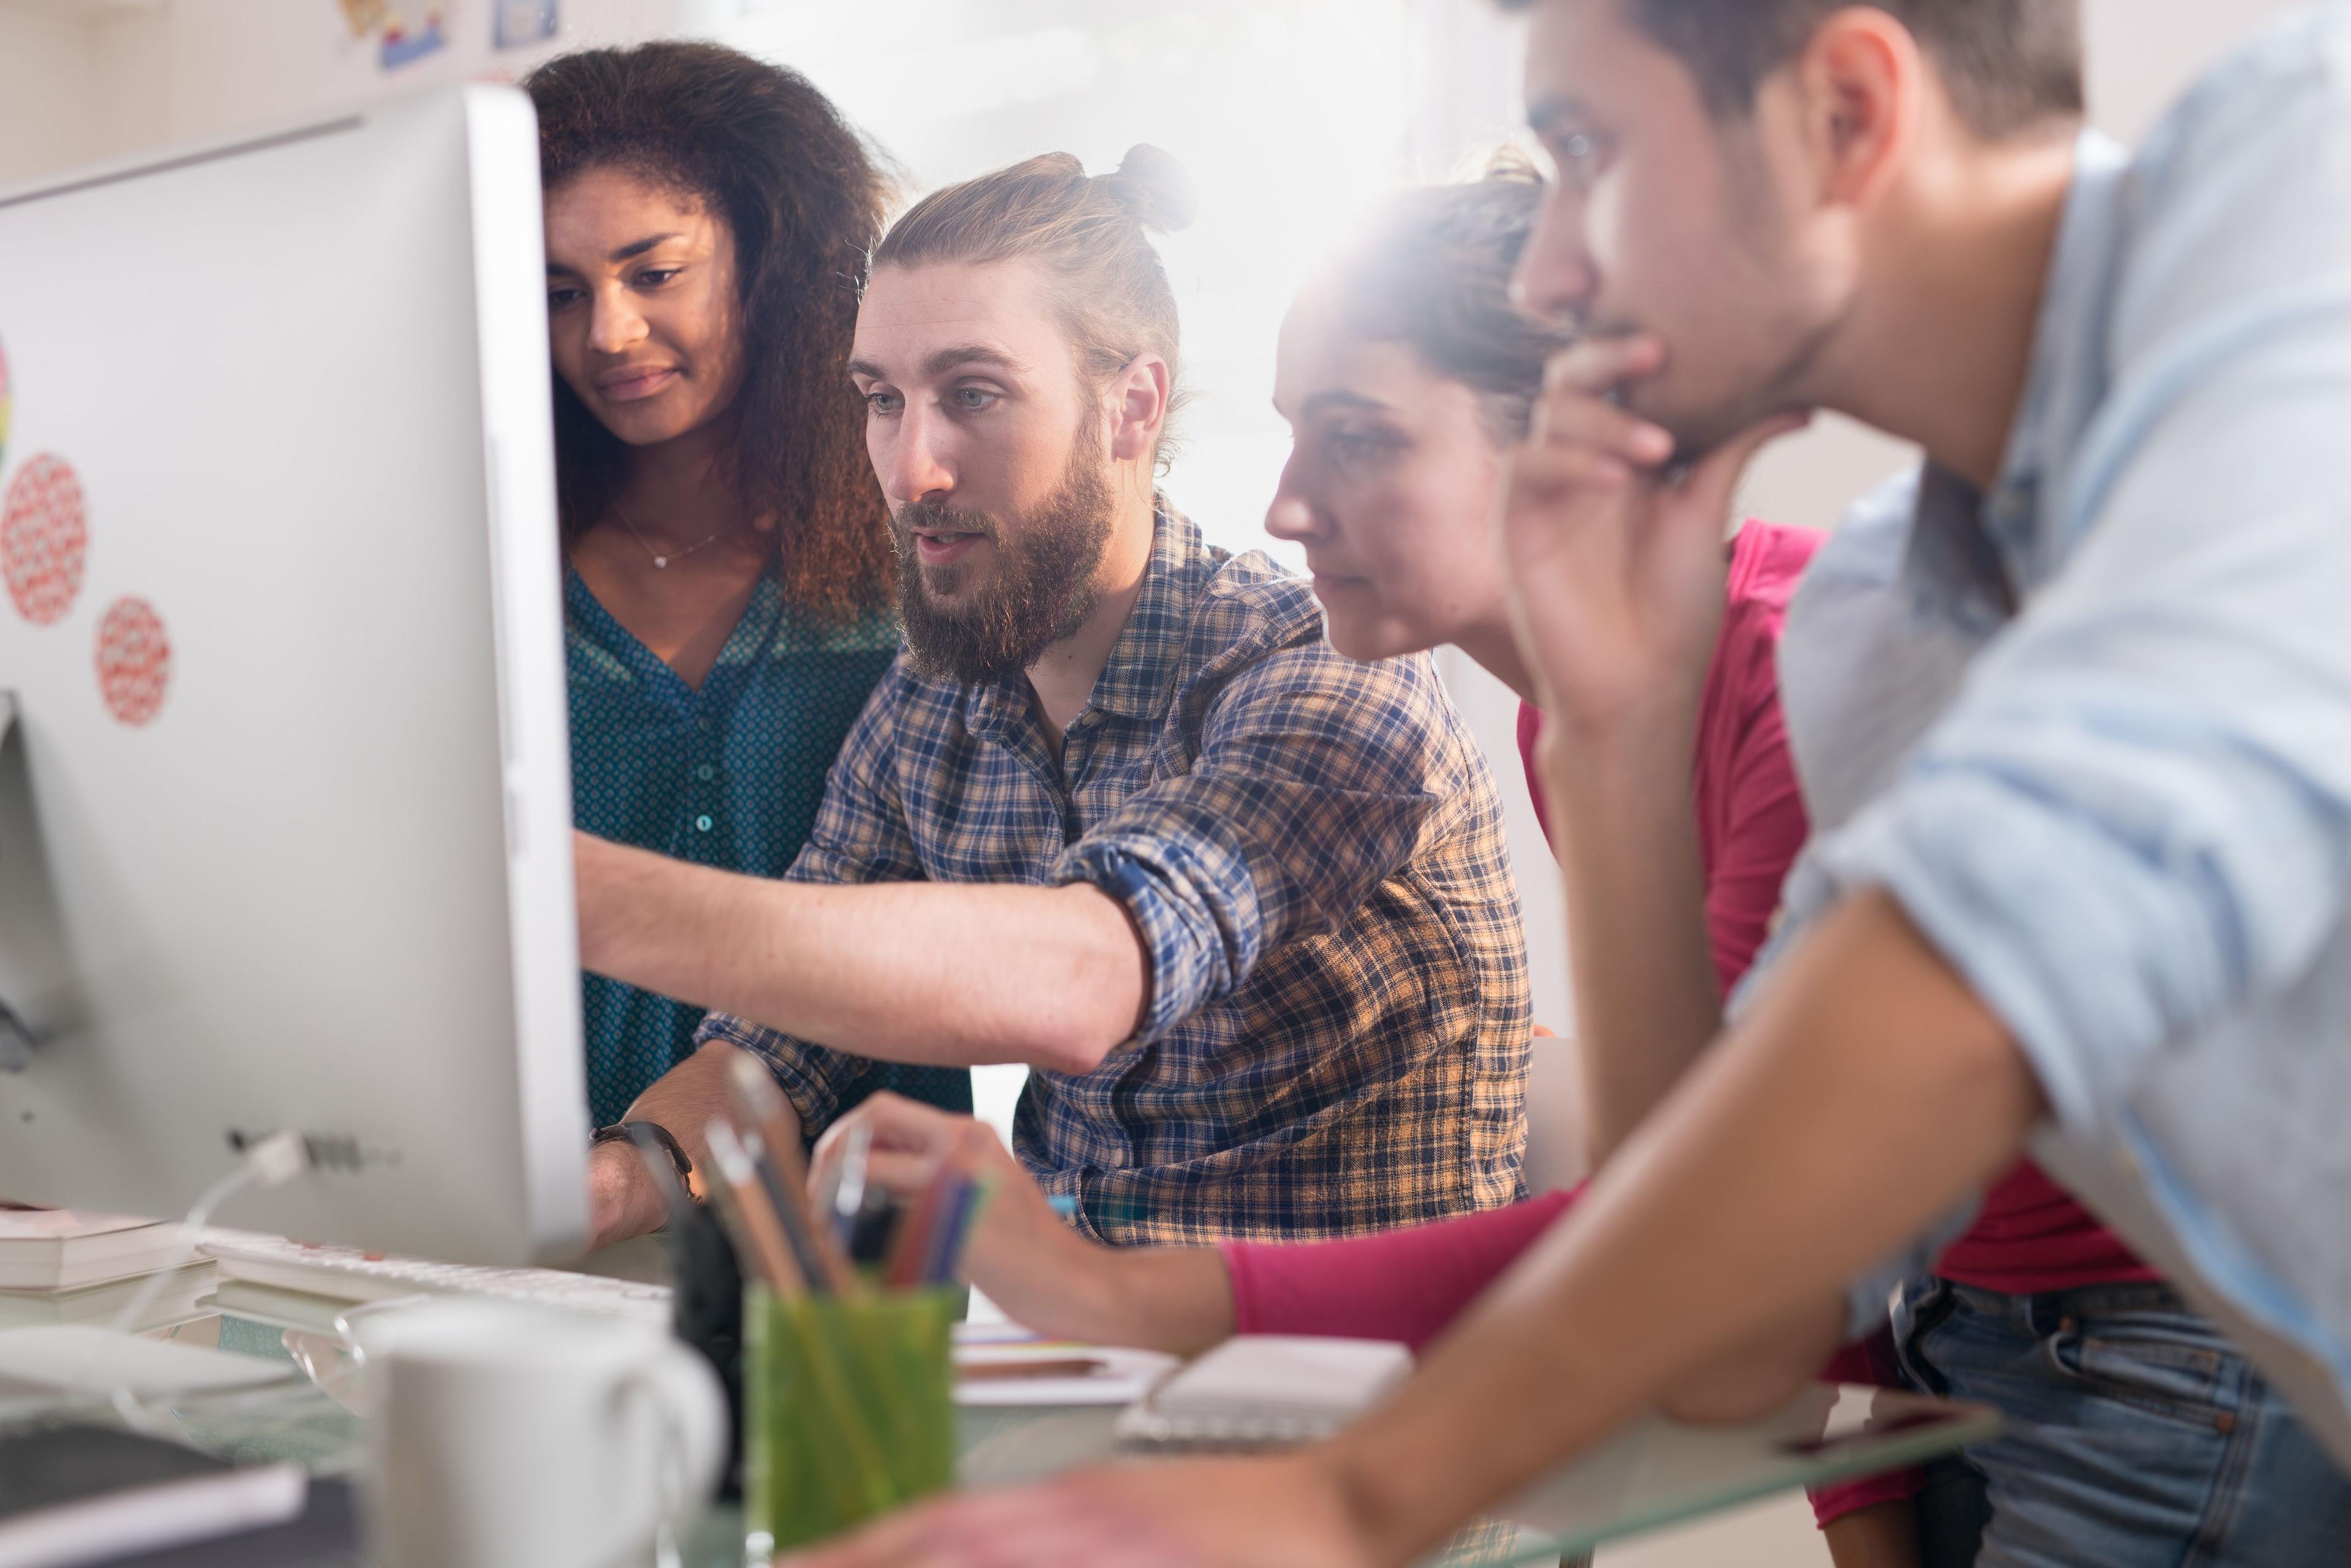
[
  {"xmin": 1, "ymin": 453, "xmax": 89, "ymax": 627},
  {"xmin": 95, "ymin": 596, "xmax": 171, "ymax": 727}
]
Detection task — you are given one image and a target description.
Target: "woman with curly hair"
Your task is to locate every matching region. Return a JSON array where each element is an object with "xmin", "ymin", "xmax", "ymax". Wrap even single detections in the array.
[{"xmin": 525, "ymin": 42, "xmax": 970, "ymax": 1146}]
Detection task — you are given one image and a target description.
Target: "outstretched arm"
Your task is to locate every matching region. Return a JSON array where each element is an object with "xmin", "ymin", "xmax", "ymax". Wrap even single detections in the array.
[{"xmin": 576, "ymin": 832, "xmax": 1149, "ymax": 1076}]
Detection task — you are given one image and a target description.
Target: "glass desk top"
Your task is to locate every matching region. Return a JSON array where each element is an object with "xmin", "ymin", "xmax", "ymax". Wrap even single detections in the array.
[{"xmin": 0, "ymin": 1305, "xmax": 1995, "ymax": 1567}]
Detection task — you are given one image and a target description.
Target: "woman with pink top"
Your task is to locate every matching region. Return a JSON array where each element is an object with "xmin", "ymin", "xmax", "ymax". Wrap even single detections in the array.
[{"xmin": 811, "ymin": 170, "xmax": 2153, "ymax": 1568}]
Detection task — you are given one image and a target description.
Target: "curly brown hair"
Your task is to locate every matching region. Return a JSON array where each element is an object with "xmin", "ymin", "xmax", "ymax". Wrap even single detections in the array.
[{"xmin": 525, "ymin": 42, "xmax": 894, "ymax": 619}]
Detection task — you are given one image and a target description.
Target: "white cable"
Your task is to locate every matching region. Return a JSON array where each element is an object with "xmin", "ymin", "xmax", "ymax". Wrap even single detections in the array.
[
  {"xmin": 57, "ymin": 1131, "xmax": 315, "ymax": 1431},
  {"xmin": 105, "ymin": 1129, "xmax": 310, "ymax": 1340}
]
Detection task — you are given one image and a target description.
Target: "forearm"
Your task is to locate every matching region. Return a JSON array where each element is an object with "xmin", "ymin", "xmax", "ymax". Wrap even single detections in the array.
[
  {"xmin": 954, "ymin": 1197, "xmax": 1233, "ymax": 1354},
  {"xmin": 576, "ymin": 835, "xmax": 1147, "ymax": 1073},
  {"xmin": 622, "ymin": 1039, "xmax": 770, "ymax": 1181},
  {"xmin": 1314, "ymin": 891, "xmax": 2044, "ymax": 1564},
  {"xmin": 1087, "ymin": 1247, "xmax": 1237, "ymax": 1357},
  {"xmin": 1541, "ymin": 708, "xmax": 1724, "ymax": 1164}
]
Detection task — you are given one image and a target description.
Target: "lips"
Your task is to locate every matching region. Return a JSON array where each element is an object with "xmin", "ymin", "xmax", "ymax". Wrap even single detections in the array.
[
  {"xmin": 1305, "ymin": 559, "xmax": 1368, "ymax": 595},
  {"xmin": 912, "ymin": 529, "xmax": 986, "ymax": 567},
  {"xmin": 595, "ymin": 364, "xmax": 680, "ymax": 402}
]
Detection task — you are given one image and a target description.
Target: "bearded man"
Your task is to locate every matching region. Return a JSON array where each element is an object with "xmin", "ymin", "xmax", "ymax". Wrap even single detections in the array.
[{"xmin": 572, "ymin": 148, "xmax": 1529, "ymax": 1253}]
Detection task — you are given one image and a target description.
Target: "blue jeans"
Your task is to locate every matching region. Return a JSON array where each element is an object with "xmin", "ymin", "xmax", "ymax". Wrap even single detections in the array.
[{"xmin": 1894, "ymin": 1277, "xmax": 2351, "ymax": 1567}]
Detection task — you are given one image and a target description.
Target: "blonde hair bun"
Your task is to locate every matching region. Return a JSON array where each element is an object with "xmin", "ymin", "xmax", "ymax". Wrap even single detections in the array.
[{"xmin": 1103, "ymin": 144, "xmax": 1197, "ymax": 234}]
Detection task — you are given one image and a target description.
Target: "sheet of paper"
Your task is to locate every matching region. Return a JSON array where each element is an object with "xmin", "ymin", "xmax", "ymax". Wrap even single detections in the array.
[
  {"xmin": 0, "ymin": 1325, "xmax": 294, "ymax": 1397},
  {"xmin": 953, "ymin": 1343, "xmax": 1178, "ymax": 1408}
]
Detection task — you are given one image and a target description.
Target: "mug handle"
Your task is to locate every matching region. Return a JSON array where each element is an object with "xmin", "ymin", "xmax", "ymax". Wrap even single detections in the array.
[{"xmin": 610, "ymin": 1340, "xmax": 729, "ymax": 1557}]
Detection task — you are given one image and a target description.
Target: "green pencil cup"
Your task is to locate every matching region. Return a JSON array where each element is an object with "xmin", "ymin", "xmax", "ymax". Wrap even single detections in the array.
[{"xmin": 742, "ymin": 1285, "xmax": 958, "ymax": 1559}]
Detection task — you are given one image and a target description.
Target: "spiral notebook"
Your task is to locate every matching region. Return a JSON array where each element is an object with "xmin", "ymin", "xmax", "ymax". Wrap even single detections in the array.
[{"xmin": 1114, "ymin": 1335, "xmax": 1413, "ymax": 1450}]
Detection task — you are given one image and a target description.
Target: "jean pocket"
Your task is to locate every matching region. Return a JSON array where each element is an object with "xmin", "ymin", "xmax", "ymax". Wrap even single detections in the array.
[{"xmin": 2041, "ymin": 1308, "xmax": 2232, "ymax": 1428}]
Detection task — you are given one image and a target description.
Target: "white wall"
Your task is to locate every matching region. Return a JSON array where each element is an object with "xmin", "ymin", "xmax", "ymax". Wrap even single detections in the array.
[{"xmin": 0, "ymin": 3, "xmax": 103, "ymax": 186}]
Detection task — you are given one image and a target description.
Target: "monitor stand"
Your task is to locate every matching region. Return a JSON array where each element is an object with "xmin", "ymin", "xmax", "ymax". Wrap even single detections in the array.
[{"xmin": 0, "ymin": 691, "xmax": 66, "ymax": 1073}]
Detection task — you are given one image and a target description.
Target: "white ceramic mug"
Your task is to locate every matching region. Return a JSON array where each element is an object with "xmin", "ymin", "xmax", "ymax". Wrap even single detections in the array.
[{"xmin": 355, "ymin": 1297, "xmax": 726, "ymax": 1568}]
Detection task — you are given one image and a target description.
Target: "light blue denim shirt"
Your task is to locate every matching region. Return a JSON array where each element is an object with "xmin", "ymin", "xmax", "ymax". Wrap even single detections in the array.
[{"xmin": 1744, "ymin": 5, "xmax": 2351, "ymax": 1466}]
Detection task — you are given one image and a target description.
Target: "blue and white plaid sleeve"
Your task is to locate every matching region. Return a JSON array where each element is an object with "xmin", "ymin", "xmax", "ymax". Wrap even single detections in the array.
[{"xmin": 1052, "ymin": 639, "xmax": 1453, "ymax": 1044}]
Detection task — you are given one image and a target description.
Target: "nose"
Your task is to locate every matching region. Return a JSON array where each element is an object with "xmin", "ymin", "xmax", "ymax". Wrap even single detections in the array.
[
  {"xmin": 588, "ymin": 282, "xmax": 649, "ymax": 356},
  {"xmin": 875, "ymin": 403, "xmax": 954, "ymax": 507},
  {"xmin": 1511, "ymin": 184, "xmax": 1599, "ymax": 327},
  {"xmin": 1263, "ymin": 452, "xmax": 1330, "ymax": 545}
]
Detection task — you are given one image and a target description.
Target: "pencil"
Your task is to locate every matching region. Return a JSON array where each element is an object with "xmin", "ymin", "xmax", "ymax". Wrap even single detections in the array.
[
  {"xmin": 729, "ymin": 1051, "xmax": 861, "ymax": 1294},
  {"xmin": 705, "ymin": 1119, "xmax": 806, "ymax": 1296}
]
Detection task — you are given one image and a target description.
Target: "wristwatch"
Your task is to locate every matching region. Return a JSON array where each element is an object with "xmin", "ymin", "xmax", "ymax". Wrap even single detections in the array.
[{"xmin": 591, "ymin": 1120, "xmax": 692, "ymax": 1188}]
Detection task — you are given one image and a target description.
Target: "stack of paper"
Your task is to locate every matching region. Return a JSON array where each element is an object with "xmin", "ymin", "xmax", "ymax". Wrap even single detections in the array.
[
  {"xmin": 0, "ymin": 1210, "xmax": 185, "ymax": 1293},
  {"xmin": 0, "ymin": 1261, "xmax": 217, "ymax": 1334}
]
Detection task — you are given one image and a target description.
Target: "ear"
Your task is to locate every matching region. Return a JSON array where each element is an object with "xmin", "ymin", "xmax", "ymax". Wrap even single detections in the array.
[
  {"xmin": 1104, "ymin": 353, "xmax": 1173, "ymax": 466},
  {"xmin": 1774, "ymin": 6, "xmax": 1925, "ymax": 211}
]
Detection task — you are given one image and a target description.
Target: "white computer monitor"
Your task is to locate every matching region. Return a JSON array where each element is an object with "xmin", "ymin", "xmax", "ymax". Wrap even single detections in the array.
[{"xmin": 0, "ymin": 86, "xmax": 587, "ymax": 1263}]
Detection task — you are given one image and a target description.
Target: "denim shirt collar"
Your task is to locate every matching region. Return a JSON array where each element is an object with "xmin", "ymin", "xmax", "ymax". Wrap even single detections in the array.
[{"xmin": 1905, "ymin": 129, "xmax": 2135, "ymax": 634}]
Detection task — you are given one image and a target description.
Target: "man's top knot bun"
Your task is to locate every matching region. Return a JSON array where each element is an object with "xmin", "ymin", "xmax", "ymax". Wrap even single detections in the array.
[{"xmin": 1103, "ymin": 144, "xmax": 1198, "ymax": 233}]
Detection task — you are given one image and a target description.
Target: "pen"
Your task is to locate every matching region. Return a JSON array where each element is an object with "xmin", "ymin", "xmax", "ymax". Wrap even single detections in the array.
[{"xmin": 957, "ymin": 1357, "xmax": 1108, "ymax": 1382}]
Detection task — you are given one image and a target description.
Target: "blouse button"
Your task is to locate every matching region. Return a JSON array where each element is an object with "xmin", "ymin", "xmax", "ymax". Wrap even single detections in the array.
[
  {"xmin": 696, "ymin": 765, "xmax": 715, "ymax": 782},
  {"xmin": 694, "ymin": 814, "xmax": 713, "ymax": 833}
]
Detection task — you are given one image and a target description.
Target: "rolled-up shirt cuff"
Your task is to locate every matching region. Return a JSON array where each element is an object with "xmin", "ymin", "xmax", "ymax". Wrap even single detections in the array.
[
  {"xmin": 1808, "ymin": 772, "xmax": 2214, "ymax": 1135},
  {"xmin": 692, "ymin": 1011, "xmax": 853, "ymax": 1133},
  {"xmin": 1052, "ymin": 842, "xmax": 1248, "ymax": 1046}
]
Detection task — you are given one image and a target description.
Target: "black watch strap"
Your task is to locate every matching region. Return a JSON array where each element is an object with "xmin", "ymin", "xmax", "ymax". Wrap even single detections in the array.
[{"xmin": 593, "ymin": 1120, "xmax": 692, "ymax": 1187}]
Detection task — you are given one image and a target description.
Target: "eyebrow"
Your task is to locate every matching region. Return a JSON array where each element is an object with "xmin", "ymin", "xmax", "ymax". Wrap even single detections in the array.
[
  {"xmin": 1294, "ymin": 389, "xmax": 1394, "ymax": 418},
  {"xmin": 923, "ymin": 342, "xmax": 1025, "ymax": 378},
  {"xmin": 846, "ymin": 342, "xmax": 1029, "ymax": 382},
  {"xmin": 610, "ymin": 232, "xmax": 682, "ymax": 261}
]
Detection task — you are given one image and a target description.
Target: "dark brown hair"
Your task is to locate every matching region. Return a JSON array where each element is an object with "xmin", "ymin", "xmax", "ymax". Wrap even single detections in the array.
[
  {"xmin": 1499, "ymin": 0, "xmax": 2083, "ymax": 140},
  {"xmin": 525, "ymin": 42, "xmax": 893, "ymax": 618},
  {"xmin": 1328, "ymin": 160, "xmax": 1571, "ymax": 443},
  {"xmin": 868, "ymin": 145, "xmax": 1196, "ymax": 468}
]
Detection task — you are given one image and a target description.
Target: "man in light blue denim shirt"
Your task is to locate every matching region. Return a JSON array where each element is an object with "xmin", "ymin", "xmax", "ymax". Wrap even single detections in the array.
[
  {"xmin": 786, "ymin": 6, "xmax": 2351, "ymax": 1566},
  {"xmin": 1771, "ymin": 2, "xmax": 2351, "ymax": 1466}
]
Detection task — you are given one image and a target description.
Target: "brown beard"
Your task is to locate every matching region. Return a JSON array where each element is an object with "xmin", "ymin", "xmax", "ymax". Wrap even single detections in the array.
[{"xmin": 889, "ymin": 434, "xmax": 1118, "ymax": 686}]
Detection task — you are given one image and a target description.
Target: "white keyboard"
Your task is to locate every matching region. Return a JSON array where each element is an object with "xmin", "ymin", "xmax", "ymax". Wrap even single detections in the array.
[{"xmin": 198, "ymin": 1231, "xmax": 673, "ymax": 1326}]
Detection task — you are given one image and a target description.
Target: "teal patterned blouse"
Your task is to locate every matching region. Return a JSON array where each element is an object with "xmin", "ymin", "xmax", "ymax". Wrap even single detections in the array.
[{"xmin": 565, "ymin": 566, "xmax": 972, "ymax": 1127}]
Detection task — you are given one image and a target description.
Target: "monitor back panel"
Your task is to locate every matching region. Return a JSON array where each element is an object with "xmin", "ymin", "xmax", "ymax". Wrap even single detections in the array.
[{"xmin": 0, "ymin": 87, "xmax": 585, "ymax": 1262}]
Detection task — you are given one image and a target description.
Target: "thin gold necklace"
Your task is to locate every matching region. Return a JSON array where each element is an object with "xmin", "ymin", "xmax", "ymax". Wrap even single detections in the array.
[{"xmin": 613, "ymin": 501, "xmax": 724, "ymax": 571}]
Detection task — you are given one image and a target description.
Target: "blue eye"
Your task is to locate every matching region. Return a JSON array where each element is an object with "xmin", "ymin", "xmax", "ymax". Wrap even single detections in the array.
[
  {"xmin": 954, "ymin": 386, "xmax": 999, "ymax": 412},
  {"xmin": 864, "ymin": 390, "xmax": 902, "ymax": 415}
]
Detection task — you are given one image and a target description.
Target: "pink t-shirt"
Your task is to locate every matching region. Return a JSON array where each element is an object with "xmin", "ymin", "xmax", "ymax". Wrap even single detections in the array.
[{"xmin": 1513, "ymin": 519, "xmax": 1818, "ymax": 999}]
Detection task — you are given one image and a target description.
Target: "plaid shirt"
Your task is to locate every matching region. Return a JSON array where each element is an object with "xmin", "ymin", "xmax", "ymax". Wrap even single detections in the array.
[{"xmin": 698, "ymin": 507, "xmax": 1528, "ymax": 1244}]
